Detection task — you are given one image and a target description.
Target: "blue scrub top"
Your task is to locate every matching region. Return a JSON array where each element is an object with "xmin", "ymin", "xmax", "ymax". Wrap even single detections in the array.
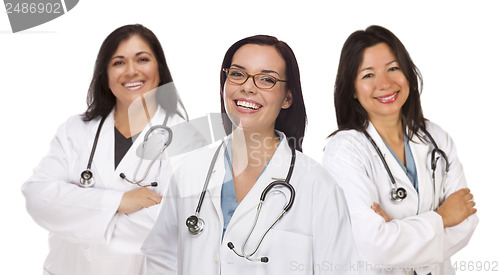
[
  {"xmin": 221, "ymin": 137, "xmax": 282, "ymax": 237},
  {"xmin": 382, "ymin": 135, "xmax": 419, "ymax": 191},
  {"xmin": 383, "ymin": 136, "xmax": 431, "ymax": 275}
]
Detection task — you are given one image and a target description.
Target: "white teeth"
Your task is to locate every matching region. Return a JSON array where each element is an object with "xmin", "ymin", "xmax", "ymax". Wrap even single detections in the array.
[
  {"xmin": 378, "ymin": 92, "xmax": 397, "ymax": 100},
  {"xmin": 236, "ymin": 100, "xmax": 260, "ymax": 110},
  {"xmin": 124, "ymin": 81, "xmax": 144, "ymax": 87}
]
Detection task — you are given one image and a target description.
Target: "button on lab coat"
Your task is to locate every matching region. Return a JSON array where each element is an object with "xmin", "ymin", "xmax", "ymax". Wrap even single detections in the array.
[
  {"xmin": 142, "ymin": 132, "xmax": 359, "ymax": 275},
  {"xmin": 22, "ymin": 107, "xmax": 207, "ymax": 275},
  {"xmin": 322, "ymin": 121, "xmax": 479, "ymax": 275}
]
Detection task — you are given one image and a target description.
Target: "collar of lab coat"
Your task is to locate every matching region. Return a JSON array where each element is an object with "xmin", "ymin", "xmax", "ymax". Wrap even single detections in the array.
[
  {"xmin": 87, "ymin": 106, "xmax": 173, "ymax": 190},
  {"xmin": 205, "ymin": 131, "xmax": 293, "ymax": 230},
  {"xmin": 365, "ymin": 122, "xmax": 436, "ymax": 210}
]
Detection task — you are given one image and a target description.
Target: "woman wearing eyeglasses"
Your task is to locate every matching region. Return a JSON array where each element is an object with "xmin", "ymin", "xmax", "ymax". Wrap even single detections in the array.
[
  {"xmin": 142, "ymin": 35, "xmax": 358, "ymax": 275},
  {"xmin": 322, "ymin": 25, "xmax": 478, "ymax": 274}
]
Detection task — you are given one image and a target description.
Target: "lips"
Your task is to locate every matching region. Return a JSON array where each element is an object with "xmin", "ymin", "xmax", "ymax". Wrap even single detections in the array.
[
  {"xmin": 233, "ymin": 99, "xmax": 263, "ymax": 113},
  {"xmin": 122, "ymin": 81, "xmax": 145, "ymax": 90},
  {"xmin": 375, "ymin": 91, "xmax": 398, "ymax": 104}
]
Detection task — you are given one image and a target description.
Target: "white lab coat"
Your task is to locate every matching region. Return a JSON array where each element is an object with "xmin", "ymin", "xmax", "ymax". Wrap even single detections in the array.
[
  {"xmin": 142, "ymin": 131, "xmax": 359, "ymax": 275},
  {"xmin": 22, "ymin": 107, "xmax": 207, "ymax": 275},
  {"xmin": 322, "ymin": 121, "xmax": 479, "ymax": 275}
]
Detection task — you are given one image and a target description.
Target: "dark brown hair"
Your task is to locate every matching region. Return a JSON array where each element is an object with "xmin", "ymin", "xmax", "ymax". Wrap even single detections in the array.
[
  {"xmin": 331, "ymin": 25, "xmax": 425, "ymax": 140},
  {"xmin": 219, "ymin": 35, "xmax": 307, "ymax": 151},
  {"xmin": 84, "ymin": 24, "xmax": 187, "ymax": 121}
]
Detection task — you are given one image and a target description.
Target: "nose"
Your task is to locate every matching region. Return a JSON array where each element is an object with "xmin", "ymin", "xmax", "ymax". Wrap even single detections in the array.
[
  {"xmin": 125, "ymin": 62, "xmax": 139, "ymax": 77},
  {"xmin": 377, "ymin": 73, "xmax": 391, "ymax": 90},
  {"xmin": 240, "ymin": 75, "xmax": 257, "ymax": 94}
]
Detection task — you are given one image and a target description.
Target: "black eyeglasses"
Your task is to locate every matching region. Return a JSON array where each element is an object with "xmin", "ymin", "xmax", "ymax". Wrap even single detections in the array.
[{"xmin": 224, "ymin": 68, "xmax": 286, "ymax": 89}]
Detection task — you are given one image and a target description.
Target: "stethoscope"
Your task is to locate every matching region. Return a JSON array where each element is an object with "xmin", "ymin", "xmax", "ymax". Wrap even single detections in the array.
[
  {"xmin": 79, "ymin": 112, "xmax": 172, "ymax": 188},
  {"xmin": 185, "ymin": 140, "xmax": 296, "ymax": 263},
  {"xmin": 363, "ymin": 128, "xmax": 449, "ymax": 205}
]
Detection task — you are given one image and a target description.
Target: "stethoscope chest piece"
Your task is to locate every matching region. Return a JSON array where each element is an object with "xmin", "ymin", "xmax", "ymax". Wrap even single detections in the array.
[
  {"xmin": 363, "ymin": 129, "xmax": 449, "ymax": 204},
  {"xmin": 80, "ymin": 170, "xmax": 95, "ymax": 188},
  {"xmin": 79, "ymin": 112, "xmax": 172, "ymax": 188},
  {"xmin": 390, "ymin": 187, "xmax": 407, "ymax": 202},
  {"xmin": 185, "ymin": 140, "xmax": 297, "ymax": 263},
  {"xmin": 186, "ymin": 215, "xmax": 205, "ymax": 235}
]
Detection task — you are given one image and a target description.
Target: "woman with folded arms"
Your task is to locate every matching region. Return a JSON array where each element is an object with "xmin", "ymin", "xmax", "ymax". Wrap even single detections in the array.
[
  {"xmin": 323, "ymin": 25, "xmax": 478, "ymax": 275},
  {"xmin": 22, "ymin": 24, "xmax": 206, "ymax": 275}
]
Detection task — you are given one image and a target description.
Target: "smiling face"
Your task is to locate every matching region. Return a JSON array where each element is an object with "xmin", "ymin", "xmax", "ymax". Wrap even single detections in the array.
[
  {"xmin": 223, "ymin": 44, "xmax": 292, "ymax": 134},
  {"xmin": 355, "ymin": 42, "xmax": 409, "ymax": 123},
  {"xmin": 107, "ymin": 35, "xmax": 160, "ymax": 111}
]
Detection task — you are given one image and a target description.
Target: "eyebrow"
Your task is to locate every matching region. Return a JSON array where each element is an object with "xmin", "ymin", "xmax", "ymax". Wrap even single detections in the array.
[
  {"xmin": 110, "ymin": 51, "xmax": 153, "ymax": 61},
  {"xmin": 230, "ymin": 64, "xmax": 281, "ymax": 76},
  {"xmin": 359, "ymin": 60, "xmax": 398, "ymax": 72}
]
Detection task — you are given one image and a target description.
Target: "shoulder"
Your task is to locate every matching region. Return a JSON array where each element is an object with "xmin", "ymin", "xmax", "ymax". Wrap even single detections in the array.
[
  {"xmin": 168, "ymin": 114, "xmax": 207, "ymax": 141},
  {"xmin": 170, "ymin": 141, "xmax": 219, "ymax": 172},
  {"xmin": 293, "ymin": 150, "xmax": 338, "ymax": 187},
  {"xmin": 325, "ymin": 129, "xmax": 366, "ymax": 151},
  {"xmin": 42, "ymin": 114, "xmax": 99, "ymax": 156},
  {"xmin": 324, "ymin": 129, "xmax": 371, "ymax": 163},
  {"xmin": 423, "ymin": 120, "xmax": 450, "ymax": 139},
  {"xmin": 294, "ymin": 150, "xmax": 325, "ymax": 174},
  {"xmin": 168, "ymin": 142, "xmax": 222, "ymax": 197},
  {"xmin": 61, "ymin": 113, "xmax": 86, "ymax": 126},
  {"xmin": 56, "ymin": 114, "xmax": 95, "ymax": 136},
  {"xmin": 421, "ymin": 120, "xmax": 455, "ymax": 150},
  {"xmin": 291, "ymin": 151, "xmax": 349, "ymax": 208},
  {"xmin": 166, "ymin": 114, "xmax": 209, "ymax": 157}
]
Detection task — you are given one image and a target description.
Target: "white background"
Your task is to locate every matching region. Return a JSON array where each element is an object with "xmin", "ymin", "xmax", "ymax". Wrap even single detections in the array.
[{"xmin": 1, "ymin": 1, "xmax": 499, "ymax": 274}]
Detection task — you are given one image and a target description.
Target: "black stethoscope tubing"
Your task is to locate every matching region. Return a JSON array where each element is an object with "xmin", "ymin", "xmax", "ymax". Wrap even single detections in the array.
[
  {"xmin": 421, "ymin": 128, "xmax": 450, "ymax": 173},
  {"xmin": 87, "ymin": 113, "xmax": 108, "ymax": 171},
  {"xmin": 363, "ymin": 128, "xmax": 449, "ymax": 203},
  {"xmin": 363, "ymin": 131, "xmax": 396, "ymax": 185},
  {"xmin": 80, "ymin": 111, "xmax": 171, "ymax": 188},
  {"xmin": 79, "ymin": 113, "xmax": 109, "ymax": 188},
  {"xmin": 195, "ymin": 141, "xmax": 226, "ymax": 216},
  {"xmin": 186, "ymin": 139, "xmax": 296, "ymax": 263}
]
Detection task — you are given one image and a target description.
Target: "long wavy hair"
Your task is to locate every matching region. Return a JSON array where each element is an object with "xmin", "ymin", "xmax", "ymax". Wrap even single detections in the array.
[
  {"xmin": 83, "ymin": 24, "xmax": 187, "ymax": 121},
  {"xmin": 331, "ymin": 25, "xmax": 425, "ymax": 141}
]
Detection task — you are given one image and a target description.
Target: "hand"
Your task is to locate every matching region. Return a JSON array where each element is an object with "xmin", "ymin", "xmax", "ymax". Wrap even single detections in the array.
[
  {"xmin": 371, "ymin": 202, "xmax": 392, "ymax": 222},
  {"xmin": 436, "ymin": 188, "xmax": 477, "ymax": 228},
  {"xmin": 117, "ymin": 187, "xmax": 162, "ymax": 214}
]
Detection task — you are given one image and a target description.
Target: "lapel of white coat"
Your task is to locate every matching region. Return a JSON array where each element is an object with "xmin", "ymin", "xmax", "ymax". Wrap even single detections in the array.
[
  {"xmin": 113, "ymin": 107, "xmax": 168, "ymax": 188},
  {"xmin": 227, "ymin": 132, "xmax": 292, "ymax": 228},
  {"xmin": 88, "ymin": 110, "xmax": 115, "ymax": 189},
  {"xmin": 205, "ymin": 140, "xmax": 229, "ymax": 231},
  {"xmin": 409, "ymin": 133, "xmax": 436, "ymax": 211},
  {"xmin": 365, "ymin": 123, "xmax": 417, "ymax": 197}
]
